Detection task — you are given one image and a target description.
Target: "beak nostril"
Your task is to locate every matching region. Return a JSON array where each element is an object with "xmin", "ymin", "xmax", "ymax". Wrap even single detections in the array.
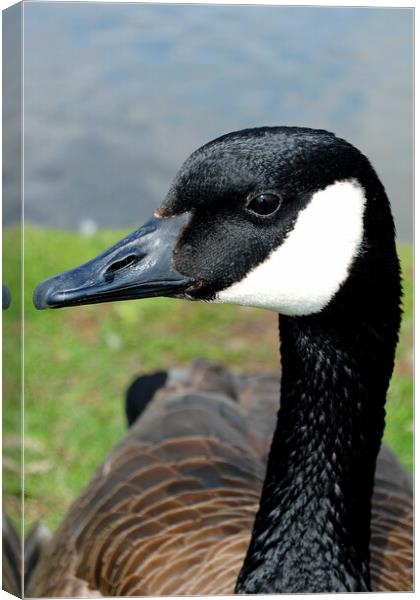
[{"xmin": 104, "ymin": 254, "xmax": 141, "ymax": 283}]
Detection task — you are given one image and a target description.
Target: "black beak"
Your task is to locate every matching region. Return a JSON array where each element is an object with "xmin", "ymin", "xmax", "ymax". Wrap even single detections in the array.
[
  {"xmin": 33, "ymin": 215, "xmax": 196, "ymax": 310},
  {"xmin": 2, "ymin": 285, "xmax": 11, "ymax": 310}
]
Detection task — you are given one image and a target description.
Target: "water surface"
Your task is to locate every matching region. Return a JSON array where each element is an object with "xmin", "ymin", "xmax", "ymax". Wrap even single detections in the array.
[{"xmin": 16, "ymin": 4, "xmax": 414, "ymax": 239}]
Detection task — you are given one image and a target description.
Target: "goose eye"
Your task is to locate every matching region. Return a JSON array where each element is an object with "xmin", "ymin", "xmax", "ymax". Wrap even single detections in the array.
[{"xmin": 246, "ymin": 193, "xmax": 281, "ymax": 216}]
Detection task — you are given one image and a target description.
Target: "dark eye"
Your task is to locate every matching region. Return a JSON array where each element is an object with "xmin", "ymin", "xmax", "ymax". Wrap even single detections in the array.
[{"xmin": 246, "ymin": 192, "xmax": 281, "ymax": 216}]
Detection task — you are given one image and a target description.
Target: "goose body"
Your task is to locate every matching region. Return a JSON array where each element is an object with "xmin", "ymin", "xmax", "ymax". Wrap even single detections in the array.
[
  {"xmin": 31, "ymin": 127, "xmax": 413, "ymax": 594},
  {"xmin": 27, "ymin": 363, "xmax": 412, "ymax": 596}
]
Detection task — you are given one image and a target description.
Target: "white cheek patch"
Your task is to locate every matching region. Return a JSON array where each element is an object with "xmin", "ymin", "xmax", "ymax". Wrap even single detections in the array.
[{"xmin": 212, "ymin": 179, "xmax": 366, "ymax": 316}]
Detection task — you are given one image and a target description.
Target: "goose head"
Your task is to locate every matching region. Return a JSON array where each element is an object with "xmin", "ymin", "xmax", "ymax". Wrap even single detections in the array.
[{"xmin": 34, "ymin": 126, "xmax": 399, "ymax": 324}]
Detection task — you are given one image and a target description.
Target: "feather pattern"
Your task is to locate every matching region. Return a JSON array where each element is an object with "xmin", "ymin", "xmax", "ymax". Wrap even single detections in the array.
[{"xmin": 26, "ymin": 361, "xmax": 412, "ymax": 596}]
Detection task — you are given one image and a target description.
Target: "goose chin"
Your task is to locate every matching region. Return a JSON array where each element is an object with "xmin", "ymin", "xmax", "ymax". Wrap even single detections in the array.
[{"xmin": 33, "ymin": 214, "xmax": 197, "ymax": 310}]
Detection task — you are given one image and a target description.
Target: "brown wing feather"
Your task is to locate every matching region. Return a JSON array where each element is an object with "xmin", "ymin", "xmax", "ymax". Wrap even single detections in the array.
[
  {"xmin": 26, "ymin": 362, "xmax": 412, "ymax": 596},
  {"xmin": 370, "ymin": 445, "xmax": 413, "ymax": 591}
]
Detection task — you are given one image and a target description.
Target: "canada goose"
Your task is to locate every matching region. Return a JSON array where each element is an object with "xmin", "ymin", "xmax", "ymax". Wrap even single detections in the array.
[{"xmin": 31, "ymin": 127, "xmax": 412, "ymax": 594}]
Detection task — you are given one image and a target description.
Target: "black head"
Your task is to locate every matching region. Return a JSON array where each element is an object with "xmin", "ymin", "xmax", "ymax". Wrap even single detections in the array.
[{"xmin": 34, "ymin": 126, "xmax": 400, "ymax": 324}]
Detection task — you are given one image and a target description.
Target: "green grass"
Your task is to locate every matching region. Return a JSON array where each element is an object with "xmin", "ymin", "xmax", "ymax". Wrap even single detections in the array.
[{"xmin": 2, "ymin": 226, "xmax": 413, "ymax": 532}]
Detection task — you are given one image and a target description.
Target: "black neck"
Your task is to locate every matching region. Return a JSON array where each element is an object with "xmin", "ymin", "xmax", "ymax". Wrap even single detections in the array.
[{"xmin": 236, "ymin": 304, "xmax": 399, "ymax": 593}]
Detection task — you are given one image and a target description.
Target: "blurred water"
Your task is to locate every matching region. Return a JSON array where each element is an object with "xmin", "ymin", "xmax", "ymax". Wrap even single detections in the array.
[{"xmin": 17, "ymin": 4, "xmax": 413, "ymax": 239}]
